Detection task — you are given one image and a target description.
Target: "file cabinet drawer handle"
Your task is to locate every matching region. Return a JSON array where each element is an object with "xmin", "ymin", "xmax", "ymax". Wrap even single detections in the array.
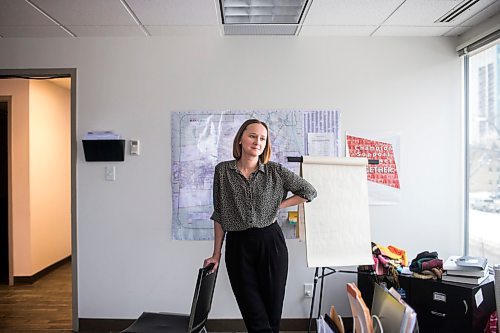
[{"xmin": 430, "ymin": 310, "xmax": 446, "ymax": 317}]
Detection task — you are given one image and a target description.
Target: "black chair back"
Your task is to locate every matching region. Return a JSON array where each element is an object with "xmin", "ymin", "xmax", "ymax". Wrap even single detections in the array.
[{"xmin": 188, "ymin": 264, "xmax": 217, "ymax": 333}]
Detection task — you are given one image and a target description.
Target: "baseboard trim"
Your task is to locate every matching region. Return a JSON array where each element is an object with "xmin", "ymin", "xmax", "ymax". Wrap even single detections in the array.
[
  {"xmin": 78, "ymin": 317, "xmax": 353, "ymax": 332},
  {"xmin": 79, "ymin": 318, "xmax": 134, "ymax": 332},
  {"xmin": 14, "ymin": 255, "xmax": 71, "ymax": 284},
  {"xmin": 206, "ymin": 318, "xmax": 311, "ymax": 331}
]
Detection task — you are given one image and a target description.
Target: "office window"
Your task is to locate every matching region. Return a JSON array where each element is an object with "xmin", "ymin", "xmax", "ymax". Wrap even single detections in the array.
[{"xmin": 467, "ymin": 42, "xmax": 500, "ymax": 264}]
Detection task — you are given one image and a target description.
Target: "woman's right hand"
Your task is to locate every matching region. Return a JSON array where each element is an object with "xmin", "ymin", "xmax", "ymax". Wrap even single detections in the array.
[{"xmin": 203, "ymin": 254, "xmax": 220, "ymax": 272}]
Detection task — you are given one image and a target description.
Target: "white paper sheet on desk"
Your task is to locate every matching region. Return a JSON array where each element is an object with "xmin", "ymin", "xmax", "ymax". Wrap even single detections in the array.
[{"xmin": 302, "ymin": 156, "xmax": 373, "ymax": 268}]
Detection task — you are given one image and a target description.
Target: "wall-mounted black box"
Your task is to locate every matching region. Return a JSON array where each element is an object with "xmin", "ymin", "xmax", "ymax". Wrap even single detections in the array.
[{"xmin": 82, "ymin": 139, "xmax": 125, "ymax": 162}]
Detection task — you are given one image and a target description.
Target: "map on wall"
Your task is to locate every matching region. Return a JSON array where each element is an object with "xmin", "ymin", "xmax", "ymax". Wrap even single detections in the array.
[{"xmin": 171, "ymin": 110, "xmax": 340, "ymax": 240}]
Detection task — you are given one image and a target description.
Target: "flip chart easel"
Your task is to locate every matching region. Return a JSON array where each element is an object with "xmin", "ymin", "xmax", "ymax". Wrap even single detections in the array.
[{"xmin": 287, "ymin": 156, "xmax": 378, "ymax": 333}]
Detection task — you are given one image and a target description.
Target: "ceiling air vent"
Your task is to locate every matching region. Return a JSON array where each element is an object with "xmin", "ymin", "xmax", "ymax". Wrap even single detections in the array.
[
  {"xmin": 219, "ymin": 0, "xmax": 310, "ymax": 35},
  {"xmin": 436, "ymin": 0, "xmax": 480, "ymax": 23}
]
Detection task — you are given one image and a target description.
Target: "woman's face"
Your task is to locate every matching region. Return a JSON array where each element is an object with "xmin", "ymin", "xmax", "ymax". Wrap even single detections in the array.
[{"xmin": 239, "ymin": 123, "xmax": 267, "ymax": 159}]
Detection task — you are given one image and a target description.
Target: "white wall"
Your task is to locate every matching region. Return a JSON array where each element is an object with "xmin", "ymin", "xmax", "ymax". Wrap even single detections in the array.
[{"xmin": 0, "ymin": 35, "xmax": 462, "ymax": 319}]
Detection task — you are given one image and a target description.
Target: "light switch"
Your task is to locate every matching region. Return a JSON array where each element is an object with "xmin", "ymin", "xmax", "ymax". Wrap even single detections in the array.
[
  {"xmin": 130, "ymin": 140, "xmax": 140, "ymax": 155},
  {"xmin": 105, "ymin": 166, "xmax": 116, "ymax": 181}
]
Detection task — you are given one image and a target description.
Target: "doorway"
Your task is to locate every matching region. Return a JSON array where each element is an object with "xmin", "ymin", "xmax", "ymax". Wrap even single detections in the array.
[
  {"xmin": 0, "ymin": 69, "xmax": 77, "ymax": 331},
  {"xmin": 0, "ymin": 100, "xmax": 8, "ymax": 285}
]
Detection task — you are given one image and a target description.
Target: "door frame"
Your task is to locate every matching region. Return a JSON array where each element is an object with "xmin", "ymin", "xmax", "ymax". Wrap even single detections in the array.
[
  {"xmin": 0, "ymin": 68, "xmax": 78, "ymax": 332},
  {"xmin": 0, "ymin": 96, "xmax": 13, "ymax": 286}
]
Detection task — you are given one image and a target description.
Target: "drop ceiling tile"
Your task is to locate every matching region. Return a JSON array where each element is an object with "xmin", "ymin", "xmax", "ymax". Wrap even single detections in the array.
[
  {"xmin": 127, "ymin": 0, "xmax": 219, "ymax": 25},
  {"xmin": 373, "ymin": 25, "xmax": 455, "ymax": 36},
  {"xmin": 68, "ymin": 25, "xmax": 147, "ymax": 37},
  {"xmin": 299, "ymin": 25, "xmax": 376, "ymax": 36},
  {"xmin": 384, "ymin": 0, "xmax": 496, "ymax": 26},
  {"xmin": 146, "ymin": 25, "xmax": 222, "ymax": 36},
  {"xmin": 30, "ymin": 0, "xmax": 137, "ymax": 25},
  {"xmin": 443, "ymin": 26, "xmax": 471, "ymax": 36},
  {"xmin": 0, "ymin": 0, "xmax": 498, "ymax": 38},
  {"xmin": 458, "ymin": 1, "xmax": 500, "ymax": 26},
  {"xmin": 303, "ymin": 0, "xmax": 403, "ymax": 25},
  {"xmin": 0, "ymin": 0, "xmax": 56, "ymax": 25},
  {"xmin": 0, "ymin": 25, "xmax": 71, "ymax": 37}
]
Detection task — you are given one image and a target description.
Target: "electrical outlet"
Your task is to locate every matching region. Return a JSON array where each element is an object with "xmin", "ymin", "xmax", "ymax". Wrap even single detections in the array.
[{"xmin": 304, "ymin": 283, "xmax": 313, "ymax": 298}]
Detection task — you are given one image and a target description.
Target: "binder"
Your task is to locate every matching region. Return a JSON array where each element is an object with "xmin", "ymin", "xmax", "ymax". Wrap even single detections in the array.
[{"xmin": 372, "ymin": 283, "xmax": 418, "ymax": 333}]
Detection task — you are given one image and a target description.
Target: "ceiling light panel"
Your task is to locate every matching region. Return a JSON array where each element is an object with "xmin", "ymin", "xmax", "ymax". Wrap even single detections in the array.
[
  {"xmin": 221, "ymin": 0, "xmax": 307, "ymax": 24},
  {"xmin": 224, "ymin": 23, "xmax": 299, "ymax": 35}
]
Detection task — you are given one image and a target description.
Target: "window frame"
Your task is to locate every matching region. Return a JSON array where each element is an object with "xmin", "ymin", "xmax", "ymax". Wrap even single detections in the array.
[{"xmin": 462, "ymin": 36, "xmax": 500, "ymax": 257}]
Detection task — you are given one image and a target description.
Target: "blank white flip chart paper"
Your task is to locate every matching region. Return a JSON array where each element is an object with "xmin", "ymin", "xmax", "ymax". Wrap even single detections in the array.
[{"xmin": 302, "ymin": 156, "xmax": 373, "ymax": 268}]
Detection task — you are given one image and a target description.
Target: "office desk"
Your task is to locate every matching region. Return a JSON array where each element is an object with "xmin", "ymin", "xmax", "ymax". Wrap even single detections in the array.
[{"xmin": 358, "ymin": 273, "xmax": 496, "ymax": 333}]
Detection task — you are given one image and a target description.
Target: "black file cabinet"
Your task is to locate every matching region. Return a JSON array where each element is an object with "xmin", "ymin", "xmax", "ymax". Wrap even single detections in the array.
[
  {"xmin": 357, "ymin": 272, "xmax": 412, "ymax": 309},
  {"xmin": 409, "ymin": 277, "xmax": 495, "ymax": 333},
  {"xmin": 358, "ymin": 273, "xmax": 496, "ymax": 333}
]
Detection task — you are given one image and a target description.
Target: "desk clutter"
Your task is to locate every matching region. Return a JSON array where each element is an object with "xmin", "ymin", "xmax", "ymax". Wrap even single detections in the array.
[
  {"xmin": 313, "ymin": 243, "xmax": 498, "ymax": 332},
  {"xmin": 316, "ymin": 282, "xmax": 417, "ymax": 333},
  {"xmin": 370, "ymin": 243, "xmax": 493, "ymax": 286},
  {"xmin": 355, "ymin": 242, "xmax": 498, "ymax": 333}
]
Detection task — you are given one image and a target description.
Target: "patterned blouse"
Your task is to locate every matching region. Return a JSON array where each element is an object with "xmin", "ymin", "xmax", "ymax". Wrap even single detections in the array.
[{"xmin": 210, "ymin": 160, "xmax": 317, "ymax": 232}]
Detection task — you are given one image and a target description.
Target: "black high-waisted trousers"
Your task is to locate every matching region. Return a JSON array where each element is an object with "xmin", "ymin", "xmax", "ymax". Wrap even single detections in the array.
[{"xmin": 225, "ymin": 222, "xmax": 289, "ymax": 333}]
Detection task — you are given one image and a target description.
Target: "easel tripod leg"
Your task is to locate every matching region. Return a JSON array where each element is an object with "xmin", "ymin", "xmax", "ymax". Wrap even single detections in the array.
[
  {"xmin": 318, "ymin": 267, "xmax": 326, "ymax": 318},
  {"xmin": 308, "ymin": 267, "xmax": 319, "ymax": 333}
]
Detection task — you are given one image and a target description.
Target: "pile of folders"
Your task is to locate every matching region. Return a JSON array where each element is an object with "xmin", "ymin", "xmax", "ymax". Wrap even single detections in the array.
[{"xmin": 442, "ymin": 255, "xmax": 489, "ymax": 285}]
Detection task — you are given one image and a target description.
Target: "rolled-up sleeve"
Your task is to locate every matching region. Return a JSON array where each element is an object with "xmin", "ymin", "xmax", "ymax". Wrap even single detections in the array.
[{"xmin": 278, "ymin": 164, "xmax": 317, "ymax": 202}]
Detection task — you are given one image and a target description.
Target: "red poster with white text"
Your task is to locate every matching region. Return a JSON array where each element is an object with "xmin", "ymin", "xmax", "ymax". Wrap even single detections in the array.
[{"xmin": 346, "ymin": 135, "xmax": 400, "ymax": 189}]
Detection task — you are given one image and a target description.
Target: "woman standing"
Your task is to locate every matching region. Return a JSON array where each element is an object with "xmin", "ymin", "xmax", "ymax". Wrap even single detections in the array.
[{"xmin": 204, "ymin": 119, "xmax": 317, "ymax": 333}]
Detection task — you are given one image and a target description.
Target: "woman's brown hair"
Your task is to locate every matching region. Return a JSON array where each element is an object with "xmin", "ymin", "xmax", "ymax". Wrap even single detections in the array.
[{"xmin": 232, "ymin": 119, "xmax": 272, "ymax": 164}]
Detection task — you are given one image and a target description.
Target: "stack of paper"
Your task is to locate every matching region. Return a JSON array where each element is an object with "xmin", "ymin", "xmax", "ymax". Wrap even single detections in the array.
[
  {"xmin": 84, "ymin": 131, "xmax": 121, "ymax": 140},
  {"xmin": 442, "ymin": 256, "xmax": 489, "ymax": 285}
]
